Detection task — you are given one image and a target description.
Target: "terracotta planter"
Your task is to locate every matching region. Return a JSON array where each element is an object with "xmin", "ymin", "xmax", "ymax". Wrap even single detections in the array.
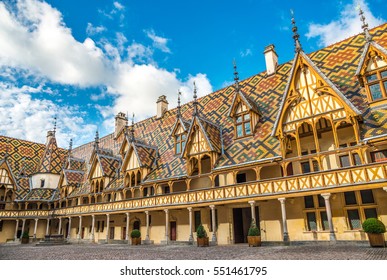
[
  {"xmin": 367, "ymin": 233, "xmax": 386, "ymax": 247},
  {"xmin": 131, "ymin": 237, "xmax": 141, "ymax": 245},
  {"xmin": 247, "ymin": 236, "xmax": 261, "ymax": 247},
  {"xmin": 21, "ymin": 237, "xmax": 29, "ymax": 244},
  {"xmin": 197, "ymin": 237, "xmax": 209, "ymax": 247}
]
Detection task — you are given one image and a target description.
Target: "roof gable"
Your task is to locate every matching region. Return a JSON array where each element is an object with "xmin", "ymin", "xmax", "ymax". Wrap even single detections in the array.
[{"xmin": 356, "ymin": 41, "xmax": 387, "ymax": 84}]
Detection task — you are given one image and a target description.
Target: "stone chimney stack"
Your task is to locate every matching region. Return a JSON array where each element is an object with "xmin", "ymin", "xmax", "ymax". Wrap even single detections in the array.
[
  {"xmin": 156, "ymin": 95, "xmax": 169, "ymax": 119},
  {"xmin": 115, "ymin": 112, "xmax": 128, "ymax": 138},
  {"xmin": 264, "ymin": 44, "xmax": 278, "ymax": 76}
]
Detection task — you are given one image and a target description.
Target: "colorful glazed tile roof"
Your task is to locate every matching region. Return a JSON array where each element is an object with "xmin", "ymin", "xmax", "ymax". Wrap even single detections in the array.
[
  {"xmin": 22, "ymin": 188, "xmax": 57, "ymax": 201},
  {"xmin": 105, "ymin": 177, "xmax": 124, "ymax": 192},
  {"xmin": 36, "ymin": 135, "xmax": 64, "ymax": 174},
  {"xmin": 63, "ymin": 169, "xmax": 85, "ymax": 187},
  {"xmin": 66, "ymin": 157, "xmax": 86, "ymax": 171},
  {"xmin": 98, "ymin": 153, "xmax": 121, "ymax": 178}
]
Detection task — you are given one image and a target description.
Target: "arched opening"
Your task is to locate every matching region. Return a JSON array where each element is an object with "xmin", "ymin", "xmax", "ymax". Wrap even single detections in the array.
[
  {"xmin": 316, "ymin": 117, "xmax": 334, "ymax": 152},
  {"xmin": 260, "ymin": 165, "xmax": 283, "ymax": 179},
  {"xmin": 298, "ymin": 122, "xmax": 317, "ymax": 155},
  {"xmin": 336, "ymin": 121, "xmax": 356, "ymax": 147},
  {"xmin": 200, "ymin": 155, "xmax": 211, "ymax": 174},
  {"xmin": 133, "ymin": 220, "xmax": 140, "ymax": 230},
  {"xmin": 124, "ymin": 173, "xmax": 130, "ymax": 188},
  {"xmin": 236, "ymin": 169, "xmax": 256, "ymax": 183},
  {"xmin": 131, "ymin": 173, "xmax": 136, "ymax": 187},
  {"xmin": 133, "ymin": 188, "xmax": 141, "ymax": 198},
  {"xmin": 190, "ymin": 176, "xmax": 211, "ymax": 190},
  {"xmin": 95, "ymin": 181, "xmax": 99, "ymax": 193},
  {"xmin": 214, "ymin": 173, "xmax": 231, "ymax": 187},
  {"xmin": 172, "ymin": 181, "xmax": 187, "ymax": 193},
  {"xmin": 190, "ymin": 158, "xmax": 199, "ymax": 176},
  {"xmin": 136, "ymin": 170, "xmax": 141, "ymax": 185},
  {"xmin": 143, "ymin": 186, "xmax": 154, "ymax": 197},
  {"xmin": 124, "ymin": 190, "xmax": 132, "ymax": 199}
]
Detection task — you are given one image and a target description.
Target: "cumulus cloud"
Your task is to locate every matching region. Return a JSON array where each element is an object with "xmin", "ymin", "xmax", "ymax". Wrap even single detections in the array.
[
  {"xmin": 86, "ymin": 22, "xmax": 106, "ymax": 36},
  {"xmin": 306, "ymin": 0, "xmax": 385, "ymax": 46},
  {"xmin": 113, "ymin": 2, "xmax": 125, "ymax": 11},
  {"xmin": 0, "ymin": 0, "xmax": 213, "ymax": 144},
  {"xmin": 145, "ymin": 29, "xmax": 171, "ymax": 53}
]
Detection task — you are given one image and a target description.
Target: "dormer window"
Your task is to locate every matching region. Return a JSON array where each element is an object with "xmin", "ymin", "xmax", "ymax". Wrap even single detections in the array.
[
  {"xmin": 365, "ymin": 67, "xmax": 387, "ymax": 101},
  {"xmin": 40, "ymin": 179, "xmax": 45, "ymax": 188},
  {"xmin": 236, "ymin": 110, "xmax": 252, "ymax": 138},
  {"xmin": 175, "ymin": 133, "xmax": 186, "ymax": 154}
]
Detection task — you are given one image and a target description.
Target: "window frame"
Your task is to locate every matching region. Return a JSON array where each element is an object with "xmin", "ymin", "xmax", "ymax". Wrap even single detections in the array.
[
  {"xmin": 234, "ymin": 111, "xmax": 252, "ymax": 139},
  {"xmin": 174, "ymin": 132, "xmax": 186, "ymax": 155},
  {"xmin": 303, "ymin": 195, "xmax": 328, "ymax": 232},
  {"xmin": 365, "ymin": 66, "xmax": 387, "ymax": 102}
]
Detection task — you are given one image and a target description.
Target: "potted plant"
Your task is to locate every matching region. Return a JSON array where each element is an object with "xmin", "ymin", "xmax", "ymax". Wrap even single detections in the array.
[
  {"xmin": 196, "ymin": 224, "xmax": 209, "ymax": 247},
  {"xmin": 362, "ymin": 218, "xmax": 386, "ymax": 247},
  {"xmin": 247, "ymin": 220, "xmax": 261, "ymax": 247},
  {"xmin": 130, "ymin": 229, "xmax": 141, "ymax": 245},
  {"xmin": 21, "ymin": 231, "xmax": 30, "ymax": 244}
]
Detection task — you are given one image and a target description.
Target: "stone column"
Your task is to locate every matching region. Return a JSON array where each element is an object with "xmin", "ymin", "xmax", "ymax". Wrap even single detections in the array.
[
  {"xmin": 278, "ymin": 198, "xmax": 289, "ymax": 242},
  {"xmin": 77, "ymin": 216, "xmax": 82, "ymax": 240},
  {"xmin": 33, "ymin": 219, "xmax": 38, "ymax": 240},
  {"xmin": 58, "ymin": 217, "xmax": 62, "ymax": 235},
  {"xmin": 46, "ymin": 218, "xmax": 50, "ymax": 236},
  {"xmin": 188, "ymin": 207, "xmax": 193, "ymax": 243},
  {"xmin": 91, "ymin": 215, "xmax": 95, "ymax": 242},
  {"xmin": 145, "ymin": 211, "xmax": 150, "ymax": 241},
  {"xmin": 210, "ymin": 205, "xmax": 217, "ymax": 243},
  {"xmin": 20, "ymin": 219, "xmax": 26, "ymax": 240},
  {"xmin": 164, "ymin": 209, "xmax": 169, "ymax": 244},
  {"xmin": 14, "ymin": 219, "xmax": 19, "ymax": 240},
  {"xmin": 249, "ymin": 201, "xmax": 256, "ymax": 224},
  {"xmin": 106, "ymin": 214, "xmax": 110, "ymax": 243},
  {"xmin": 126, "ymin": 213, "xmax": 130, "ymax": 244},
  {"xmin": 321, "ymin": 193, "xmax": 336, "ymax": 241},
  {"xmin": 67, "ymin": 217, "xmax": 72, "ymax": 240}
]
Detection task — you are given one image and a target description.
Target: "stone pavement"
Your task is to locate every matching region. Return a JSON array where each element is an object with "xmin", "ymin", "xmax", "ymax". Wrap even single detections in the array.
[{"xmin": 0, "ymin": 242, "xmax": 386, "ymax": 260}]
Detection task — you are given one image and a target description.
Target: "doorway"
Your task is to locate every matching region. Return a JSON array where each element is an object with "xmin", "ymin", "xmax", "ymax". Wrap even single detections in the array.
[
  {"xmin": 170, "ymin": 221, "xmax": 177, "ymax": 241},
  {"xmin": 110, "ymin": 227, "xmax": 115, "ymax": 240},
  {"xmin": 233, "ymin": 206, "xmax": 260, "ymax": 243}
]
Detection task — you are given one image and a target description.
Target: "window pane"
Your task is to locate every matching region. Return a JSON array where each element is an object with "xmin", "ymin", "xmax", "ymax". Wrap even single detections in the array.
[
  {"xmin": 360, "ymin": 190, "xmax": 374, "ymax": 204},
  {"xmin": 194, "ymin": 211, "xmax": 201, "ymax": 231},
  {"xmin": 301, "ymin": 162, "xmax": 311, "ymax": 174},
  {"xmin": 381, "ymin": 70, "xmax": 387, "ymax": 78},
  {"xmin": 369, "ymin": 83, "xmax": 382, "ymax": 100},
  {"xmin": 371, "ymin": 150, "xmax": 387, "ymax": 162},
  {"xmin": 318, "ymin": 195, "xmax": 325, "ymax": 208},
  {"xmin": 304, "ymin": 196, "xmax": 315, "ymax": 208},
  {"xmin": 352, "ymin": 153, "xmax": 362, "ymax": 166},
  {"xmin": 306, "ymin": 212, "xmax": 317, "ymax": 231},
  {"xmin": 176, "ymin": 144, "xmax": 181, "ymax": 154},
  {"xmin": 384, "ymin": 80, "xmax": 387, "ymax": 92},
  {"xmin": 236, "ymin": 173, "xmax": 247, "ymax": 183},
  {"xmin": 237, "ymin": 125, "xmax": 243, "ymax": 137},
  {"xmin": 339, "ymin": 155, "xmax": 350, "ymax": 167},
  {"xmin": 182, "ymin": 134, "xmax": 186, "ymax": 140},
  {"xmin": 244, "ymin": 113, "xmax": 250, "ymax": 120},
  {"xmin": 312, "ymin": 160, "xmax": 319, "ymax": 172},
  {"xmin": 344, "ymin": 191, "xmax": 357, "ymax": 205},
  {"xmin": 236, "ymin": 116, "xmax": 242, "ymax": 123},
  {"xmin": 244, "ymin": 122, "xmax": 251, "ymax": 135},
  {"xmin": 182, "ymin": 141, "xmax": 186, "ymax": 150},
  {"xmin": 367, "ymin": 74, "xmax": 378, "ymax": 82},
  {"xmin": 347, "ymin": 209, "xmax": 361, "ymax": 229},
  {"xmin": 320, "ymin": 211, "xmax": 329, "ymax": 231},
  {"xmin": 364, "ymin": 208, "xmax": 377, "ymax": 219}
]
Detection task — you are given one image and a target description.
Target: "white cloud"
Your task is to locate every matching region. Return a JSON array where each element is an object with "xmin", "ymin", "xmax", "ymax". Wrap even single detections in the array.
[
  {"xmin": 0, "ymin": 0, "xmax": 213, "ymax": 144},
  {"xmin": 113, "ymin": 2, "xmax": 125, "ymax": 11},
  {"xmin": 240, "ymin": 49, "xmax": 252, "ymax": 57},
  {"xmin": 145, "ymin": 29, "xmax": 171, "ymax": 53},
  {"xmin": 0, "ymin": 81, "xmax": 96, "ymax": 147},
  {"xmin": 306, "ymin": 0, "xmax": 385, "ymax": 46},
  {"xmin": 86, "ymin": 22, "xmax": 106, "ymax": 36}
]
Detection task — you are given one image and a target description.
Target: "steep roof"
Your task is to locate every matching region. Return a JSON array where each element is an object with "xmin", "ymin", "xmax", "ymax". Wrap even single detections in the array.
[{"xmin": 36, "ymin": 135, "xmax": 63, "ymax": 174}]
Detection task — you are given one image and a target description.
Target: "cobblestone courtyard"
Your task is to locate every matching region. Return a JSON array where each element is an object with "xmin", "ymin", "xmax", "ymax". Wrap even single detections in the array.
[{"xmin": 0, "ymin": 243, "xmax": 386, "ymax": 260}]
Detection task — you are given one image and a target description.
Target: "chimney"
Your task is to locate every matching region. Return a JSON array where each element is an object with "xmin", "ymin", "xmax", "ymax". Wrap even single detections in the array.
[
  {"xmin": 115, "ymin": 112, "xmax": 128, "ymax": 138},
  {"xmin": 46, "ymin": 131, "xmax": 55, "ymax": 145},
  {"xmin": 264, "ymin": 44, "xmax": 278, "ymax": 76},
  {"xmin": 156, "ymin": 95, "xmax": 168, "ymax": 119}
]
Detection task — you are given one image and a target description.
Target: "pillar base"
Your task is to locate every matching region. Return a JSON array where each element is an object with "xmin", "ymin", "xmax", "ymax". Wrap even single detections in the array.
[
  {"xmin": 329, "ymin": 232, "xmax": 336, "ymax": 241},
  {"xmin": 142, "ymin": 239, "xmax": 154, "ymax": 245},
  {"xmin": 283, "ymin": 233, "xmax": 290, "ymax": 243},
  {"xmin": 160, "ymin": 240, "xmax": 169, "ymax": 245}
]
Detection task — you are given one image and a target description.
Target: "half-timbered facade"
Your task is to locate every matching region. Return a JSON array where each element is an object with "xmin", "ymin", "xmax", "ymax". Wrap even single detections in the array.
[{"xmin": 1, "ymin": 15, "xmax": 387, "ymax": 245}]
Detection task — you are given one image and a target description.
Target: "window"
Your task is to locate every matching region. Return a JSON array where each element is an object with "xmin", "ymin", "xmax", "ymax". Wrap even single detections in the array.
[
  {"xmin": 339, "ymin": 155, "xmax": 350, "ymax": 168},
  {"xmin": 164, "ymin": 186, "xmax": 170, "ymax": 194},
  {"xmin": 96, "ymin": 221, "xmax": 100, "ymax": 232},
  {"xmin": 365, "ymin": 68, "xmax": 387, "ymax": 101},
  {"xmin": 235, "ymin": 111, "xmax": 252, "ymax": 138},
  {"xmin": 40, "ymin": 179, "xmax": 45, "ymax": 188},
  {"xmin": 352, "ymin": 153, "xmax": 362, "ymax": 166},
  {"xmin": 194, "ymin": 211, "xmax": 201, "ymax": 232},
  {"xmin": 301, "ymin": 161, "xmax": 311, "ymax": 174},
  {"xmin": 344, "ymin": 190, "xmax": 377, "ymax": 230},
  {"xmin": 236, "ymin": 173, "xmax": 246, "ymax": 183},
  {"xmin": 370, "ymin": 150, "xmax": 387, "ymax": 163},
  {"xmin": 304, "ymin": 195, "xmax": 327, "ymax": 232},
  {"xmin": 175, "ymin": 133, "xmax": 186, "ymax": 154}
]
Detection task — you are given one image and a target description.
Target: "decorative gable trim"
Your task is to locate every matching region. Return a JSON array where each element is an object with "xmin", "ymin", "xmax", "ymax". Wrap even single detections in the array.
[{"xmin": 356, "ymin": 41, "xmax": 387, "ymax": 85}]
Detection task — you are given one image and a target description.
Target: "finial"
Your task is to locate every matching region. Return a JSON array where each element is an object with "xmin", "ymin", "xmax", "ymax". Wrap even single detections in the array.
[
  {"xmin": 68, "ymin": 138, "xmax": 73, "ymax": 155},
  {"xmin": 193, "ymin": 82, "xmax": 198, "ymax": 116},
  {"xmin": 233, "ymin": 59, "xmax": 240, "ymax": 91},
  {"xmin": 177, "ymin": 90, "xmax": 182, "ymax": 118},
  {"xmin": 94, "ymin": 130, "xmax": 99, "ymax": 151},
  {"xmin": 357, "ymin": 4, "xmax": 373, "ymax": 42},
  {"xmin": 291, "ymin": 10, "xmax": 302, "ymax": 53},
  {"xmin": 130, "ymin": 113, "xmax": 135, "ymax": 141},
  {"xmin": 53, "ymin": 116, "xmax": 57, "ymax": 135}
]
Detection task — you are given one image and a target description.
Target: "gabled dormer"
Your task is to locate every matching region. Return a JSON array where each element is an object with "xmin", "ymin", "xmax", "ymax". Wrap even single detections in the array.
[
  {"xmin": 0, "ymin": 156, "xmax": 18, "ymax": 206},
  {"xmin": 171, "ymin": 91, "xmax": 190, "ymax": 155}
]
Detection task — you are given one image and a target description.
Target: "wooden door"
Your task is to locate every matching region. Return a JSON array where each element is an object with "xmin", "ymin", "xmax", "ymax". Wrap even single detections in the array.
[
  {"xmin": 122, "ymin": 227, "xmax": 126, "ymax": 240},
  {"xmin": 170, "ymin": 221, "xmax": 176, "ymax": 241}
]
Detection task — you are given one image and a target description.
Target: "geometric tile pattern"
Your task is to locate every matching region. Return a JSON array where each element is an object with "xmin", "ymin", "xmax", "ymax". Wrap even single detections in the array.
[{"xmin": 37, "ymin": 136, "xmax": 63, "ymax": 174}]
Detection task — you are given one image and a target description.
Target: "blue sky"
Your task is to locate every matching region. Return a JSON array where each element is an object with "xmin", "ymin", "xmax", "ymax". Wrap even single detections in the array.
[{"xmin": 0, "ymin": 0, "xmax": 386, "ymax": 147}]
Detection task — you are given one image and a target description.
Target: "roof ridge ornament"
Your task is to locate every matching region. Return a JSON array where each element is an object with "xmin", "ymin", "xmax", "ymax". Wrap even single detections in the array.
[
  {"xmin": 94, "ymin": 130, "xmax": 99, "ymax": 151},
  {"xmin": 290, "ymin": 9, "xmax": 303, "ymax": 53},
  {"xmin": 357, "ymin": 4, "xmax": 373, "ymax": 42},
  {"xmin": 233, "ymin": 59, "xmax": 240, "ymax": 91},
  {"xmin": 53, "ymin": 116, "xmax": 57, "ymax": 136},
  {"xmin": 193, "ymin": 82, "xmax": 198, "ymax": 116},
  {"xmin": 177, "ymin": 90, "xmax": 182, "ymax": 118},
  {"xmin": 68, "ymin": 138, "xmax": 73, "ymax": 156},
  {"xmin": 130, "ymin": 112, "xmax": 135, "ymax": 141}
]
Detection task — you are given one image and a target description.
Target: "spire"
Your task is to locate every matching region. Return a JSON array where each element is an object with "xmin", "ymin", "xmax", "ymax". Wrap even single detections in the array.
[
  {"xmin": 94, "ymin": 131, "xmax": 99, "ymax": 151},
  {"xmin": 177, "ymin": 90, "xmax": 182, "ymax": 118},
  {"xmin": 291, "ymin": 10, "xmax": 303, "ymax": 53},
  {"xmin": 357, "ymin": 5, "xmax": 373, "ymax": 42},
  {"xmin": 233, "ymin": 59, "xmax": 240, "ymax": 92},
  {"xmin": 53, "ymin": 116, "xmax": 57, "ymax": 135},
  {"xmin": 193, "ymin": 82, "xmax": 198, "ymax": 116},
  {"xmin": 129, "ymin": 113, "xmax": 135, "ymax": 141},
  {"xmin": 68, "ymin": 138, "xmax": 73, "ymax": 156}
]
